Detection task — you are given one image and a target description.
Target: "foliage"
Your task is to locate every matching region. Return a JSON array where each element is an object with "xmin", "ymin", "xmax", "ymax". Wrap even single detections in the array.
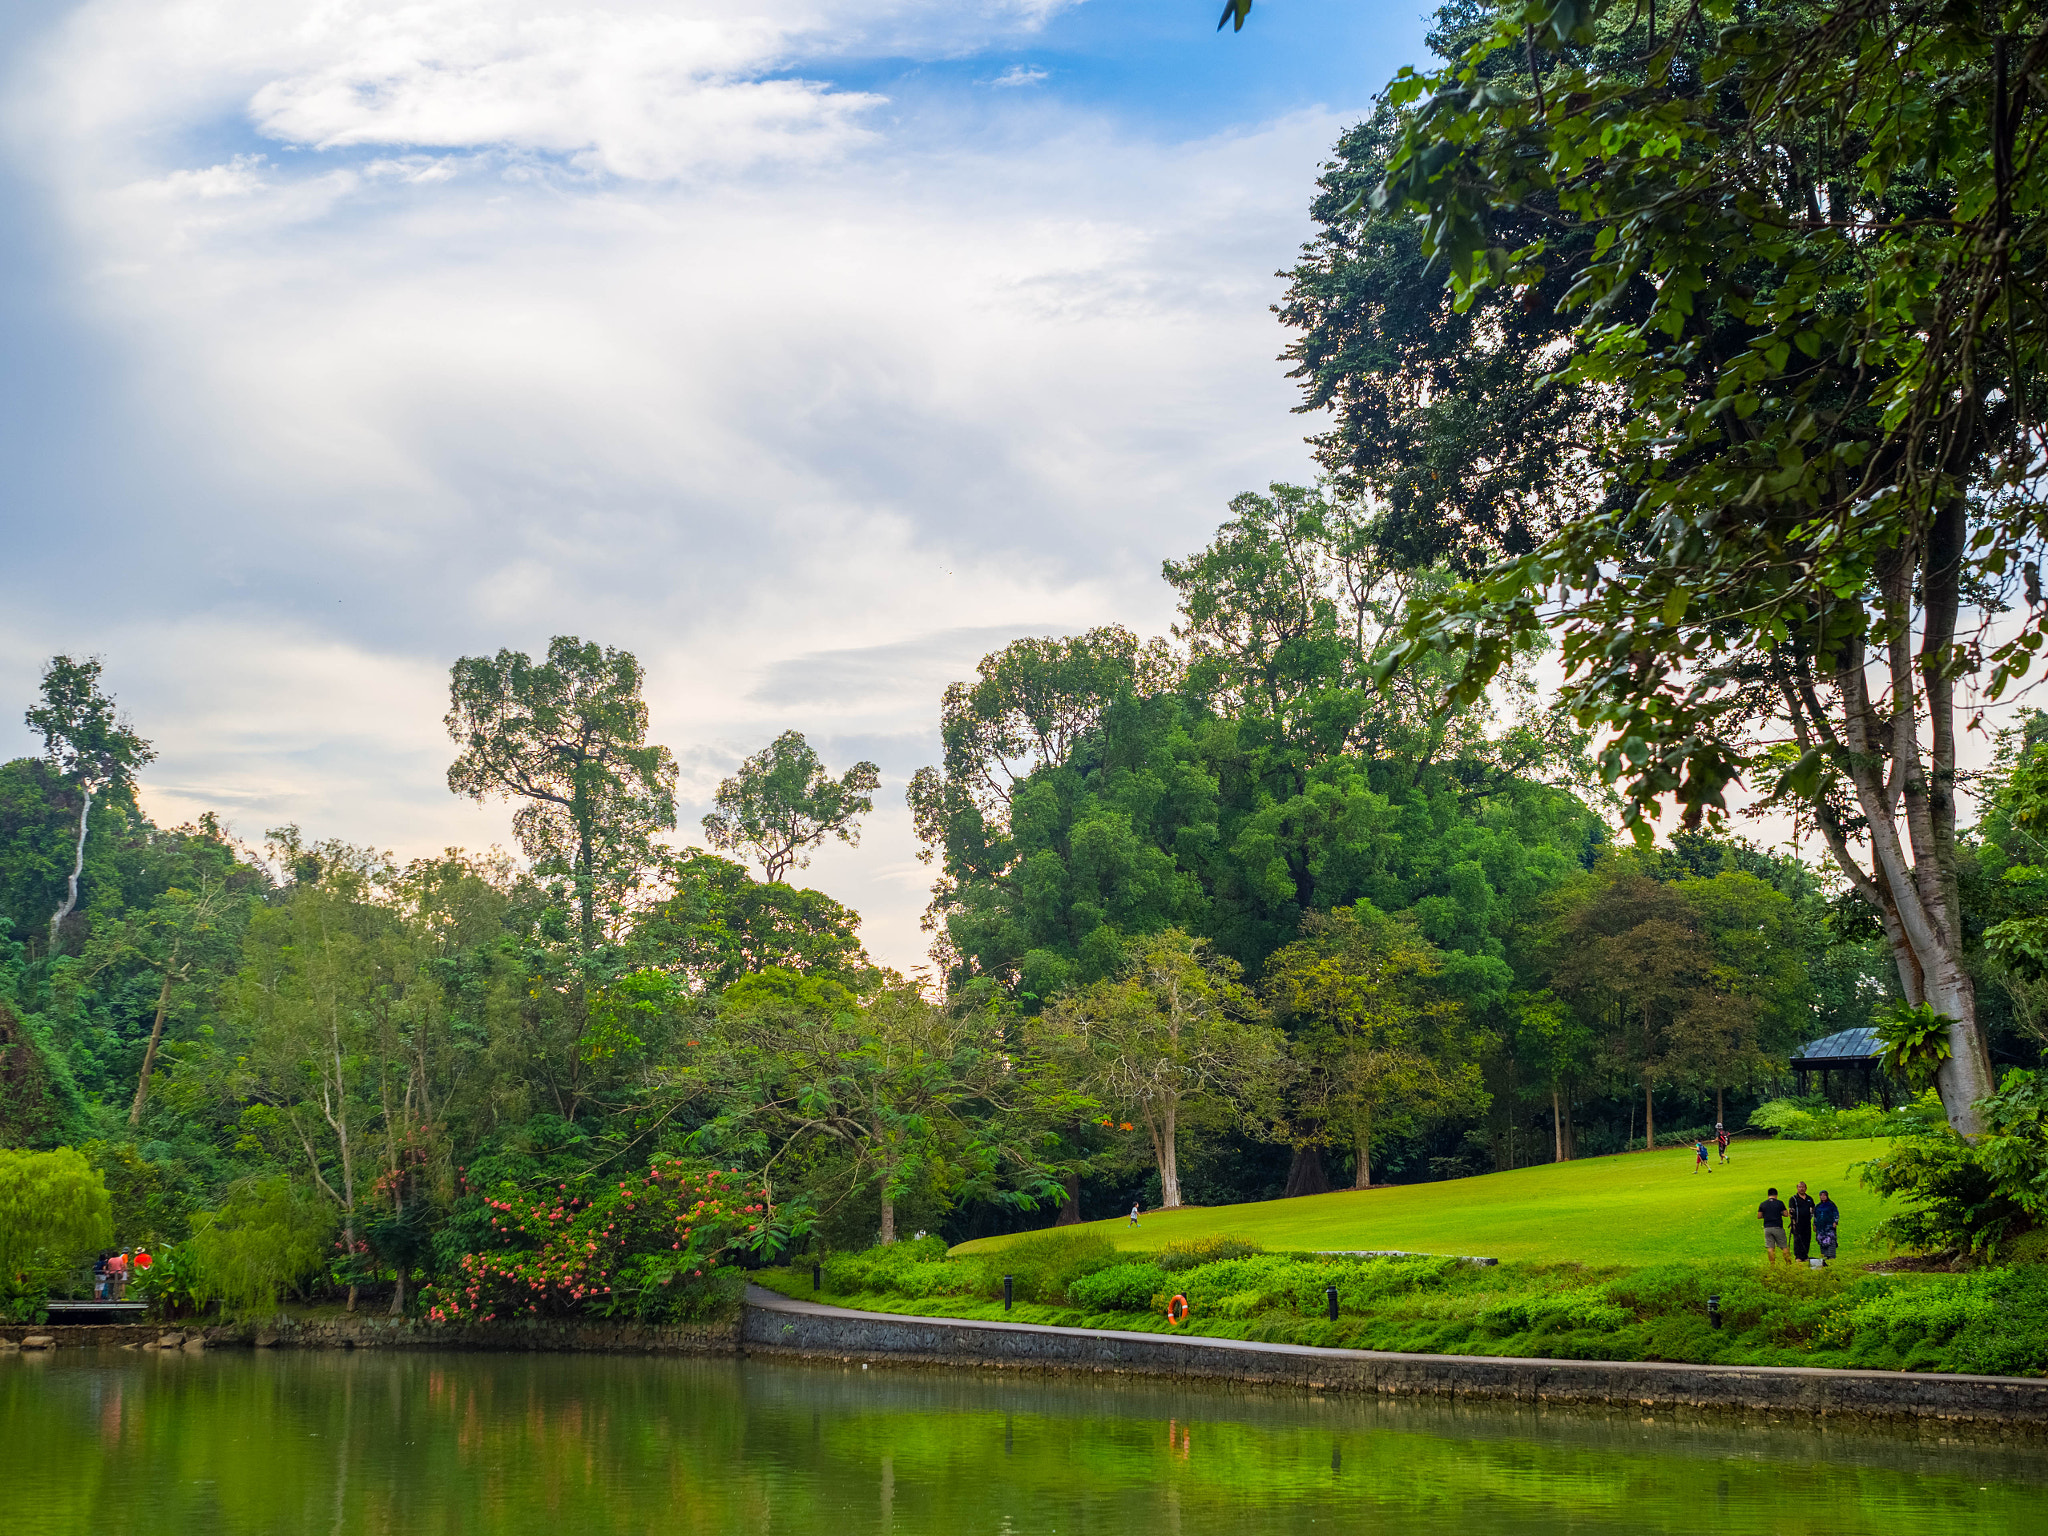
[
  {"xmin": 126, "ymin": 1239, "xmax": 203, "ymax": 1318},
  {"xmin": 702, "ymin": 730, "xmax": 880, "ymax": 884},
  {"xmin": 637, "ymin": 850, "xmax": 869, "ymax": 991},
  {"xmin": 445, "ymin": 635, "xmax": 677, "ymax": 953},
  {"xmin": 1067, "ymin": 1259, "xmax": 1172, "ymax": 1312},
  {"xmin": 1747, "ymin": 1094, "xmax": 1936, "ymax": 1143},
  {"xmin": 424, "ymin": 1158, "xmax": 768, "ymax": 1325},
  {"xmin": 1156, "ymin": 1234, "xmax": 1265, "ymax": 1272},
  {"xmin": 0, "ymin": 1145, "xmax": 111, "ymax": 1306},
  {"xmin": 1875, "ymin": 1003, "xmax": 1954, "ymax": 1089},
  {"xmin": 187, "ymin": 1175, "xmax": 335, "ymax": 1318},
  {"xmin": 1863, "ymin": 1071, "xmax": 2048, "ymax": 1258}
]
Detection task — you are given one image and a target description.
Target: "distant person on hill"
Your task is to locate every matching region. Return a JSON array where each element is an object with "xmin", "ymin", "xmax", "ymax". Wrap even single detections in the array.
[
  {"xmin": 1789, "ymin": 1182, "xmax": 1817, "ymax": 1262},
  {"xmin": 1716, "ymin": 1124, "xmax": 1730, "ymax": 1163},
  {"xmin": 1759, "ymin": 1188, "xmax": 1789, "ymax": 1264},
  {"xmin": 1128, "ymin": 1202, "xmax": 1142, "ymax": 1227},
  {"xmin": 1814, "ymin": 1190, "xmax": 1840, "ymax": 1264},
  {"xmin": 1694, "ymin": 1139, "xmax": 1711, "ymax": 1172}
]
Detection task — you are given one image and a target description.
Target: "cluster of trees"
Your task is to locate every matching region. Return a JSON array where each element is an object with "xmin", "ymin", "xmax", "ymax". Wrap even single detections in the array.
[{"xmin": 4, "ymin": 0, "xmax": 2045, "ymax": 1307}]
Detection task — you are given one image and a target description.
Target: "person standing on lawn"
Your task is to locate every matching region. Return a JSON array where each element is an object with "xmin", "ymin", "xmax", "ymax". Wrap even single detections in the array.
[
  {"xmin": 1789, "ymin": 1181, "xmax": 1817, "ymax": 1262},
  {"xmin": 1128, "ymin": 1202, "xmax": 1142, "ymax": 1227},
  {"xmin": 1814, "ymin": 1190, "xmax": 1840, "ymax": 1264},
  {"xmin": 1694, "ymin": 1139, "xmax": 1711, "ymax": 1172},
  {"xmin": 1759, "ymin": 1188, "xmax": 1789, "ymax": 1265},
  {"xmin": 1716, "ymin": 1124, "xmax": 1730, "ymax": 1164}
]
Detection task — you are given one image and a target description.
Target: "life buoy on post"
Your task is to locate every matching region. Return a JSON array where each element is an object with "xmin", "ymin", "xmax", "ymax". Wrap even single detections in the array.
[{"xmin": 1166, "ymin": 1294, "xmax": 1190, "ymax": 1325}]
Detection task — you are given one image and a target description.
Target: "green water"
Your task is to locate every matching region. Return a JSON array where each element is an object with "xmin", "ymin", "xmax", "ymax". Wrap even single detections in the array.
[{"xmin": 3, "ymin": 1350, "xmax": 2043, "ymax": 1535}]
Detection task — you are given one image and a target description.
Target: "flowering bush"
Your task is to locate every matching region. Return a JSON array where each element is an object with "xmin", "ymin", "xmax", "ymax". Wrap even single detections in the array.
[{"xmin": 422, "ymin": 1158, "xmax": 768, "ymax": 1326}]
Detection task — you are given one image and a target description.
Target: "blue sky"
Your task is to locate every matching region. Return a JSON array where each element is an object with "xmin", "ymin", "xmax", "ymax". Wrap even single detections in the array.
[{"xmin": 0, "ymin": 1, "xmax": 1434, "ymax": 971}]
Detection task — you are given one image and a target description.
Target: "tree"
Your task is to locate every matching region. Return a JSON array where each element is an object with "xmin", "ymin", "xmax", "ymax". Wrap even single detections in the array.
[
  {"xmin": 700, "ymin": 972, "xmax": 1058, "ymax": 1244},
  {"xmin": 23, "ymin": 655, "xmax": 154, "ymax": 952},
  {"xmin": 1331, "ymin": 0, "xmax": 2047, "ymax": 1136},
  {"xmin": 702, "ymin": 730, "xmax": 879, "ymax": 884},
  {"xmin": 1264, "ymin": 904, "xmax": 1485, "ymax": 1188},
  {"xmin": 1037, "ymin": 930, "xmax": 1283, "ymax": 1209},
  {"xmin": 446, "ymin": 636, "xmax": 677, "ymax": 955},
  {"xmin": 635, "ymin": 850, "xmax": 868, "ymax": 992},
  {"xmin": 0, "ymin": 1146, "xmax": 111, "ymax": 1310},
  {"xmin": 79, "ymin": 879, "xmax": 239, "ymax": 1126}
]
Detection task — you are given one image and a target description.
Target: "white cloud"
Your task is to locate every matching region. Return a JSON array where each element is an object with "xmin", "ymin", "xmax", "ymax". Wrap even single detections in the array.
[
  {"xmin": 987, "ymin": 64, "xmax": 1048, "ymax": 88},
  {"xmin": 2, "ymin": 0, "xmax": 1350, "ymax": 971}
]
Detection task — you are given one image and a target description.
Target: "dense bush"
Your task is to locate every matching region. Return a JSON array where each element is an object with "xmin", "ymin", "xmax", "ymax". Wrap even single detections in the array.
[
  {"xmin": 1748, "ymin": 1093, "xmax": 1939, "ymax": 1142},
  {"xmin": 425, "ymin": 1157, "xmax": 765, "ymax": 1325},
  {"xmin": 973, "ymin": 1231, "xmax": 1121, "ymax": 1303},
  {"xmin": 1068, "ymin": 1261, "xmax": 1171, "ymax": 1312},
  {"xmin": 1156, "ymin": 1235, "xmax": 1263, "ymax": 1272},
  {"xmin": 0, "ymin": 1146, "xmax": 111, "ymax": 1319},
  {"xmin": 1861, "ymin": 1071, "xmax": 2048, "ymax": 1258}
]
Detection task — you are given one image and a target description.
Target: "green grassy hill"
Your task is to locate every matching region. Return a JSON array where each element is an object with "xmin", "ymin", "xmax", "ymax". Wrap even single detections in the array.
[{"xmin": 954, "ymin": 1140, "xmax": 1897, "ymax": 1268}]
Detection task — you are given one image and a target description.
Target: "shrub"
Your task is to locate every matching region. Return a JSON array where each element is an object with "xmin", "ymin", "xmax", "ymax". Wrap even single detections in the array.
[
  {"xmin": 1478, "ymin": 1285, "xmax": 1630, "ymax": 1336},
  {"xmin": 1068, "ymin": 1261, "xmax": 1172, "ymax": 1312},
  {"xmin": 425, "ymin": 1157, "xmax": 765, "ymax": 1325},
  {"xmin": 1862, "ymin": 1072, "xmax": 2048, "ymax": 1258},
  {"xmin": 1157, "ymin": 1235, "xmax": 1263, "ymax": 1272},
  {"xmin": 977, "ymin": 1232, "xmax": 1120, "ymax": 1303}
]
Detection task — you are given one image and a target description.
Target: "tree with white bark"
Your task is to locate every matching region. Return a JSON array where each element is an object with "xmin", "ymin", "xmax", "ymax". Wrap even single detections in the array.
[{"xmin": 23, "ymin": 655, "xmax": 154, "ymax": 953}]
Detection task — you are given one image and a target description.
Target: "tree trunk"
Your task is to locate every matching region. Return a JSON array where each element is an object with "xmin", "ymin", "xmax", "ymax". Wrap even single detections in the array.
[
  {"xmin": 1354, "ymin": 1115, "xmax": 1373, "ymax": 1189},
  {"xmin": 1284, "ymin": 1145, "xmax": 1329, "ymax": 1198},
  {"xmin": 1158, "ymin": 1099, "xmax": 1182, "ymax": 1208},
  {"xmin": 1055, "ymin": 1171, "xmax": 1081, "ymax": 1226},
  {"xmin": 128, "ymin": 968, "xmax": 175, "ymax": 1126},
  {"xmin": 1715, "ymin": 1085, "xmax": 1725, "ymax": 1131},
  {"xmin": 879, "ymin": 1190, "xmax": 896, "ymax": 1245},
  {"xmin": 389, "ymin": 1267, "xmax": 406, "ymax": 1316},
  {"xmin": 48, "ymin": 783, "xmax": 93, "ymax": 950},
  {"xmin": 1642, "ymin": 1077, "xmax": 1655, "ymax": 1152},
  {"xmin": 1552, "ymin": 1085, "xmax": 1565, "ymax": 1163}
]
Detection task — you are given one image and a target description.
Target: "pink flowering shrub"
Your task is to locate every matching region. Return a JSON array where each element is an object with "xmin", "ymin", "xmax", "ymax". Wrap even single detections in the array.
[{"xmin": 421, "ymin": 1157, "xmax": 765, "ymax": 1326}]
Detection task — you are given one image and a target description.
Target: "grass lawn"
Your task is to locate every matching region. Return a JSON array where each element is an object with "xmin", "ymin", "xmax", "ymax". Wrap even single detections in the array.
[{"xmin": 951, "ymin": 1139, "xmax": 1898, "ymax": 1267}]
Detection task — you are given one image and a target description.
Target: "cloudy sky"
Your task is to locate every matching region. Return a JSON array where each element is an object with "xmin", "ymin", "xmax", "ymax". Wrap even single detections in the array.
[{"xmin": 0, "ymin": 1, "xmax": 1431, "ymax": 972}]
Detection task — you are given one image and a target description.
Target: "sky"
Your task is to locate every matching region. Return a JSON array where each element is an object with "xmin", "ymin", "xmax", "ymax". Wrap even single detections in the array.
[{"xmin": 0, "ymin": 1, "xmax": 1435, "ymax": 975}]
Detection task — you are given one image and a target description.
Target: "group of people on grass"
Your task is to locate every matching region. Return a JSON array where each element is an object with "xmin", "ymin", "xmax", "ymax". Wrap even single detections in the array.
[
  {"xmin": 1757, "ymin": 1183, "xmax": 1840, "ymax": 1266},
  {"xmin": 1691, "ymin": 1124, "xmax": 1733, "ymax": 1170}
]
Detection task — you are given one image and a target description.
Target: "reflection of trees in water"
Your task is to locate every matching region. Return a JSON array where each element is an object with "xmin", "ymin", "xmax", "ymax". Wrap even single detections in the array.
[{"xmin": 2, "ymin": 1352, "xmax": 2043, "ymax": 1534}]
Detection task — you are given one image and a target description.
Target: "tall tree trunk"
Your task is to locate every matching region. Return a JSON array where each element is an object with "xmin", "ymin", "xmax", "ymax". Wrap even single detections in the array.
[
  {"xmin": 48, "ymin": 784, "xmax": 93, "ymax": 950},
  {"xmin": 1158, "ymin": 1099, "xmax": 1182, "ymax": 1208},
  {"xmin": 1642, "ymin": 1077, "xmax": 1655, "ymax": 1153},
  {"xmin": 1563, "ymin": 1090, "xmax": 1575, "ymax": 1161},
  {"xmin": 1716, "ymin": 1084, "xmax": 1725, "ymax": 1130},
  {"xmin": 1552, "ymin": 1085, "xmax": 1565, "ymax": 1163},
  {"xmin": 128, "ymin": 968, "xmax": 175, "ymax": 1126},
  {"xmin": 1055, "ymin": 1171, "xmax": 1081, "ymax": 1226},
  {"xmin": 1354, "ymin": 1113, "xmax": 1373, "ymax": 1189},
  {"xmin": 1284, "ymin": 1145, "xmax": 1329, "ymax": 1198},
  {"xmin": 879, "ymin": 1189, "xmax": 896, "ymax": 1245}
]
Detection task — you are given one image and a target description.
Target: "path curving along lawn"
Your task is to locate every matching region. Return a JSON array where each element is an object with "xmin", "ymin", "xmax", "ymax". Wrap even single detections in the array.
[{"xmin": 952, "ymin": 1140, "xmax": 1900, "ymax": 1268}]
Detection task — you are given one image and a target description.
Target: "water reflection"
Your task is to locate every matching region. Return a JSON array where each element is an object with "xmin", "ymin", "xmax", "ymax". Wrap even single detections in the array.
[{"xmin": 2, "ymin": 1348, "xmax": 2041, "ymax": 1536}]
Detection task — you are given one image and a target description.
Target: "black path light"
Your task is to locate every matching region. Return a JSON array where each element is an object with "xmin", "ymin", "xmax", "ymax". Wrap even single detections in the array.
[
  {"xmin": 1004, "ymin": 1274, "xmax": 1014, "ymax": 1311},
  {"xmin": 1707, "ymin": 1295, "xmax": 1722, "ymax": 1329},
  {"xmin": 1326, "ymin": 1286, "xmax": 1339, "ymax": 1322},
  {"xmin": 812, "ymin": 1262, "xmax": 822, "ymax": 1292}
]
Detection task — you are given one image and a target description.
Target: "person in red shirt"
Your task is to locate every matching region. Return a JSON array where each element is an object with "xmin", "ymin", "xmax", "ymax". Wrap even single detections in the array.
[{"xmin": 106, "ymin": 1250, "xmax": 130, "ymax": 1300}]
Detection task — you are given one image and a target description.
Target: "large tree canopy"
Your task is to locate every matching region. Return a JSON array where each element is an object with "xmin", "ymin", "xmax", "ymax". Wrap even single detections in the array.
[{"xmin": 1260, "ymin": 0, "xmax": 2047, "ymax": 1135}]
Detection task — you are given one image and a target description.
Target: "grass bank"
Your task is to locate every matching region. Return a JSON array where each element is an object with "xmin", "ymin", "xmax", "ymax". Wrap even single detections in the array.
[
  {"xmin": 752, "ymin": 1142, "xmax": 2048, "ymax": 1377},
  {"xmin": 953, "ymin": 1140, "xmax": 1898, "ymax": 1267}
]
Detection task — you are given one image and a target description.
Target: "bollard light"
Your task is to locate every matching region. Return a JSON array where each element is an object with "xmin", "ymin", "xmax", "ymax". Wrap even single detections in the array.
[
  {"xmin": 1004, "ymin": 1274, "xmax": 1014, "ymax": 1311},
  {"xmin": 1326, "ymin": 1286, "xmax": 1339, "ymax": 1322},
  {"xmin": 1707, "ymin": 1294, "xmax": 1721, "ymax": 1330},
  {"xmin": 812, "ymin": 1262, "xmax": 822, "ymax": 1293}
]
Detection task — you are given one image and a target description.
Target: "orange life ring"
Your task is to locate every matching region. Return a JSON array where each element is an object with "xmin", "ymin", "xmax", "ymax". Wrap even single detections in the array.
[{"xmin": 1166, "ymin": 1294, "xmax": 1190, "ymax": 1325}]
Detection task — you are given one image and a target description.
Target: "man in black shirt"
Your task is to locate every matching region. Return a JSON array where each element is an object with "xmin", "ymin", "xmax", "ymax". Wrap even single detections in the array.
[
  {"xmin": 1759, "ymin": 1187, "xmax": 1789, "ymax": 1264},
  {"xmin": 1789, "ymin": 1181, "xmax": 1817, "ymax": 1262}
]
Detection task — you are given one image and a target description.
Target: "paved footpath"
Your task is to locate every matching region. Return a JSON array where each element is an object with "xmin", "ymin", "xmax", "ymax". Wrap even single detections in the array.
[{"xmin": 744, "ymin": 1285, "xmax": 2048, "ymax": 1426}]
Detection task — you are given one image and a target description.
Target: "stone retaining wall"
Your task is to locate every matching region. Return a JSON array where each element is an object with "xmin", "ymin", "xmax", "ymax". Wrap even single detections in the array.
[
  {"xmin": 740, "ymin": 1296, "xmax": 2048, "ymax": 1427},
  {"xmin": 0, "ymin": 1317, "xmax": 737, "ymax": 1354}
]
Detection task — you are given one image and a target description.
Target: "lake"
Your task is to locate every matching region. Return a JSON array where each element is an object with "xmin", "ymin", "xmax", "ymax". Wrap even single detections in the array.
[{"xmin": 2, "ymin": 1348, "xmax": 2042, "ymax": 1535}]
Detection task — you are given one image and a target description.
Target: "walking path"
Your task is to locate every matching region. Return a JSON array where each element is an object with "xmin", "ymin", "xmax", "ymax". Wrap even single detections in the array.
[{"xmin": 743, "ymin": 1285, "xmax": 2048, "ymax": 1425}]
